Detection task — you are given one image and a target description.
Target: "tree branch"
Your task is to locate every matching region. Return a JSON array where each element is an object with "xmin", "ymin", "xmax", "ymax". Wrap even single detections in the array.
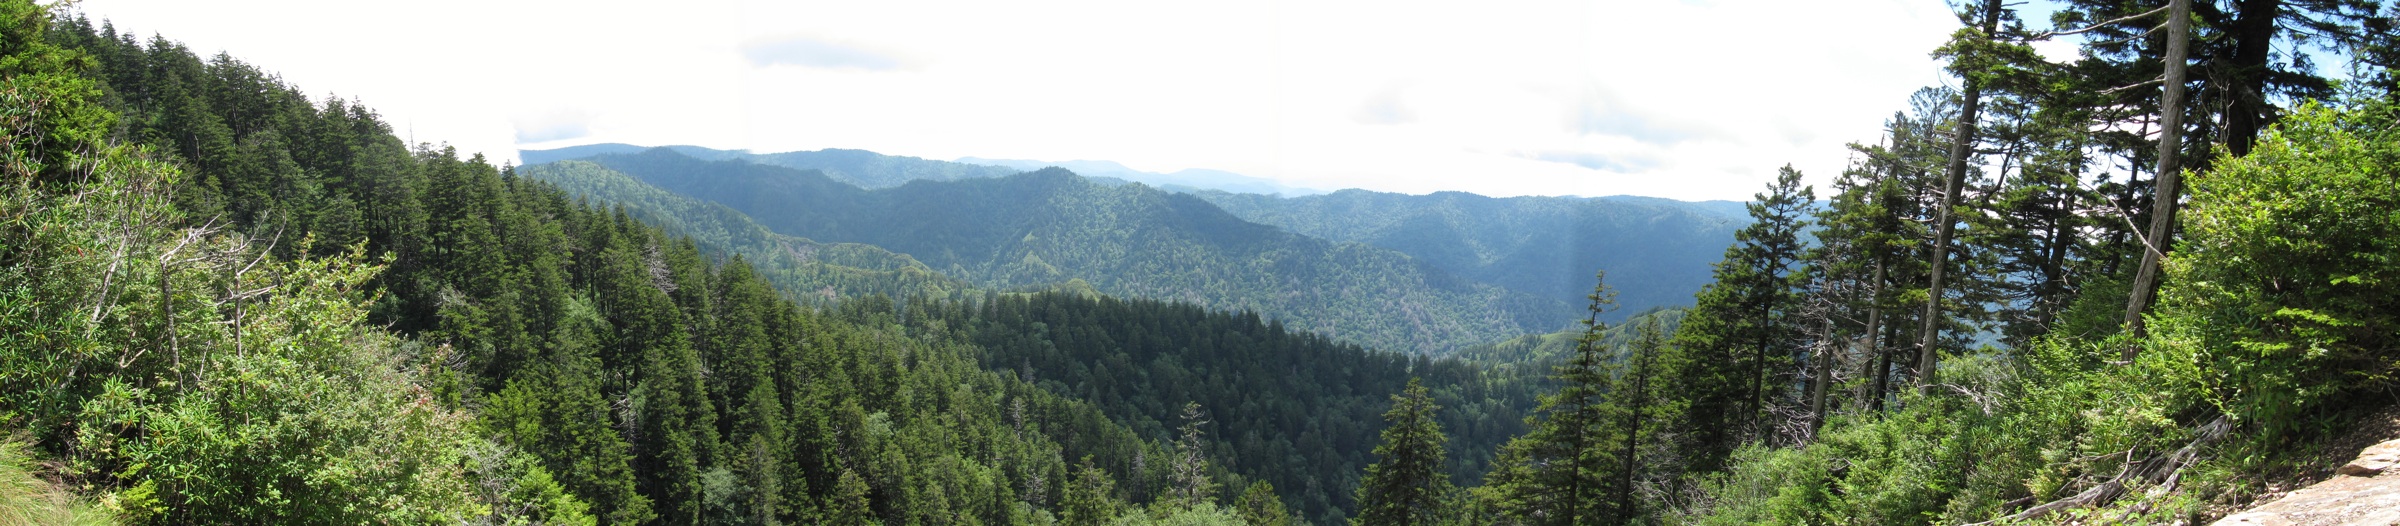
[{"xmin": 2029, "ymin": 6, "xmax": 2168, "ymax": 40}]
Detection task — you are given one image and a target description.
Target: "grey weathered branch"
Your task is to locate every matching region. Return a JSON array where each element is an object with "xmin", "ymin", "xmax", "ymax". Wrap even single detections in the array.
[{"xmin": 1969, "ymin": 415, "xmax": 2232, "ymax": 525}]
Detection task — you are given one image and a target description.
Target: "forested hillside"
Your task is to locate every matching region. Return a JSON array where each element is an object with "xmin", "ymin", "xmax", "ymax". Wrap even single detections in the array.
[
  {"xmin": 900, "ymin": 292, "xmax": 1550, "ymax": 524},
  {"xmin": 519, "ymin": 160, "xmax": 972, "ymax": 304},
  {"xmin": 1194, "ymin": 190, "xmax": 1744, "ymax": 320},
  {"xmin": 558, "ymin": 148, "xmax": 1576, "ymax": 354}
]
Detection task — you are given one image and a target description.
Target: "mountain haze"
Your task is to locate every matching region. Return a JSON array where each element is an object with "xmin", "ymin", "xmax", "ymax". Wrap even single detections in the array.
[
  {"xmin": 524, "ymin": 143, "xmax": 1022, "ymax": 189},
  {"xmin": 957, "ymin": 156, "xmax": 1323, "ymax": 196},
  {"xmin": 1193, "ymin": 189, "xmax": 1746, "ymax": 319}
]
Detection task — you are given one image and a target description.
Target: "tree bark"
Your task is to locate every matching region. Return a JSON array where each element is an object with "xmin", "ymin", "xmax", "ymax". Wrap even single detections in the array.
[
  {"xmin": 2122, "ymin": 0, "xmax": 2193, "ymax": 346},
  {"xmin": 1918, "ymin": 0, "xmax": 2004, "ymax": 391},
  {"xmin": 2222, "ymin": 0, "xmax": 2282, "ymax": 158},
  {"xmin": 1809, "ymin": 317, "xmax": 1834, "ymax": 432},
  {"xmin": 1860, "ymin": 256, "xmax": 1889, "ymax": 411}
]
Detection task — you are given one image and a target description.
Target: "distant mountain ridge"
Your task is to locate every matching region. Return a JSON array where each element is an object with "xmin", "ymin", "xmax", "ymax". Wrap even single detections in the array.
[
  {"xmin": 524, "ymin": 143, "xmax": 1326, "ymax": 196},
  {"xmin": 557, "ymin": 148, "xmax": 1578, "ymax": 354},
  {"xmin": 956, "ymin": 156, "xmax": 1324, "ymax": 196},
  {"xmin": 523, "ymin": 143, "xmax": 1020, "ymax": 189},
  {"xmin": 524, "ymin": 144, "xmax": 1758, "ymax": 327},
  {"xmin": 1192, "ymin": 189, "xmax": 1747, "ymax": 318}
]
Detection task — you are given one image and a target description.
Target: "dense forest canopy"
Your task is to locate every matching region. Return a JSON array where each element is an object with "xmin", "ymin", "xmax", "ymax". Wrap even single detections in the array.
[{"xmin": 2, "ymin": 0, "xmax": 2398, "ymax": 525}]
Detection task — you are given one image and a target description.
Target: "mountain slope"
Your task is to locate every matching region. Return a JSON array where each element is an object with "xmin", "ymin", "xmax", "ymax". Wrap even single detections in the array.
[
  {"xmin": 517, "ymin": 160, "xmax": 972, "ymax": 303},
  {"xmin": 1192, "ymin": 189, "xmax": 1746, "ymax": 317},
  {"xmin": 564, "ymin": 148, "xmax": 1576, "ymax": 354}
]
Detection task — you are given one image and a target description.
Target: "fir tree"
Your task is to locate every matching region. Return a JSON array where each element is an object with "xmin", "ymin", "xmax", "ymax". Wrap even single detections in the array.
[
  {"xmin": 1236, "ymin": 481, "xmax": 1297, "ymax": 526},
  {"xmin": 1658, "ymin": 166, "xmax": 1813, "ymax": 475},
  {"xmin": 1354, "ymin": 378, "xmax": 1453, "ymax": 526},
  {"xmin": 1479, "ymin": 272, "xmax": 1623, "ymax": 525},
  {"xmin": 1061, "ymin": 457, "xmax": 1120, "ymax": 526},
  {"xmin": 826, "ymin": 469, "xmax": 876, "ymax": 526}
]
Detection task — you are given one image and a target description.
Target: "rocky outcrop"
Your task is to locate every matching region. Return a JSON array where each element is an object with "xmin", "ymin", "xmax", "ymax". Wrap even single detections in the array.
[{"xmin": 2214, "ymin": 439, "xmax": 2400, "ymax": 526}]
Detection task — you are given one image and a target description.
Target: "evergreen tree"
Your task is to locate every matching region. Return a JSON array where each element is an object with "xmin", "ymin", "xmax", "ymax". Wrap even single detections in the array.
[
  {"xmin": 1237, "ymin": 481, "xmax": 1298, "ymax": 526},
  {"xmin": 1353, "ymin": 378, "xmax": 1453, "ymax": 526},
  {"xmin": 1599, "ymin": 317, "xmax": 1675, "ymax": 521},
  {"xmin": 1062, "ymin": 457, "xmax": 1121, "ymax": 526},
  {"xmin": 826, "ymin": 469, "xmax": 876, "ymax": 526},
  {"xmin": 1916, "ymin": 0, "xmax": 2005, "ymax": 388},
  {"xmin": 1657, "ymin": 167, "xmax": 1812, "ymax": 475},
  {"xmin": 1479, "ymin": 272, "xmax": 1623, "ymax": 525}
]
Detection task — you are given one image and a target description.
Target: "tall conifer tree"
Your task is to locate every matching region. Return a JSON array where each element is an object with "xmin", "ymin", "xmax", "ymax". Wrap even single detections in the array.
[
  {"xmin": 1354, "ymin": 378, "xmax": 1453, "ymax": 526},
  {"xmin": 1658, "ymin": 167, "xmax": 1812, "ymax": 474},
  {"xmin": 1479, "ymin": 272, "xmax": 1622, "ymax": 525}
]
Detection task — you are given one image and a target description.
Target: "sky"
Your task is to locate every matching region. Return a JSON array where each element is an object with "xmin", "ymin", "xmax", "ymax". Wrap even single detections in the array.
[{"xmin": 68, "ymin": 0, "xmax": 2086, "ymax": 201}]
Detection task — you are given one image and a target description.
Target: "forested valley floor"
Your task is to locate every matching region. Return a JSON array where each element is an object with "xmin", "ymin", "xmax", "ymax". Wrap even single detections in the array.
[{"xmin": 5, "ymin": 1, "xmax": 2400, "ymax": 525}]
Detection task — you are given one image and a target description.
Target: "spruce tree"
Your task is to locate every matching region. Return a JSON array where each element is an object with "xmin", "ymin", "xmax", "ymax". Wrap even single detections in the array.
[
  {"xmin": 1480, "ymin": 272, "xmax": 1621, "ymax": 525},
  {"xmin": 826, "ymin": 469, "xmax": 876, "ymax": 526},
  {"xmin": 1354, "ymin": 378, "xmax": 1453, "ymax": 526},
  {"xmin": 1657, "ymin": 167, "xmax": 1812, "ymax": 475},
  {"xmin": 1235, "ymin": 481, "xmax": 1297, "ymax": 526},
  {"xmin": 1061, "ymin": 457, "xmax": 1119, "ymax": 526}
]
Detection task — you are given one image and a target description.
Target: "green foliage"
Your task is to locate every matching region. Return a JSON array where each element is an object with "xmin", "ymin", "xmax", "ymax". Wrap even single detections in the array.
[
  {"xmin": 1353, "ymin": 379, "xmax": 1453, "ymax": 526},
  {"xmin": 1062, "ymin": 457, "xmax": 1124, "ymax": 526},
  {"xmin": 1235, "ymin": 481, "xmax": 1297, "ymax": 526},
  {"xmin": 0, "ymin": 8, "xmax": 505, "ymax": 521},
  {"xmin": 1476, "ymin": 274, "xmax": 1678, "ymax": 525},
  {"xmin": 69, "ymin": 245, "xmax": 487, "ymax": 523},
  {"xmin": 907, "ymin": 291, "xmax": 1541, "ymax": 523},
  {"xmin": 1675, "ymin": 100, "xmax": 2400, "ymax": 525},
  {"xmin": 2148, "ymin": 101, "xmax": 2400, "ymax": 435},
  {"xmin": 1655, "ymin": 166, "xmax": 1813, "ymax": 476},
  {"xmin": 0, "ymin": 1, "xmax": 109, "ymax": 188}
]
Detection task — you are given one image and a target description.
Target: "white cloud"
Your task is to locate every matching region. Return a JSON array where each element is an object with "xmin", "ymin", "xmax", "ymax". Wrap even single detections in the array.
[
  {"xmin": 512, "ymin": 107, "xmax": 596, "ymax": 144},
  {"xmin": 69, "ymin": 0, "xmax": 2007, "ymax": 201},
  {"xmin": 742, "ymin": 35, "xmax": 914, "ymax": 71}
]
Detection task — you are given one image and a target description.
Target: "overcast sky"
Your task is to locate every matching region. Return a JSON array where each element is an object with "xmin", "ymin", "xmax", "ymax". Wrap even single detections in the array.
[{"xmin": 70, "ymin": 0, "xmax": 2083, "ymax": 201}]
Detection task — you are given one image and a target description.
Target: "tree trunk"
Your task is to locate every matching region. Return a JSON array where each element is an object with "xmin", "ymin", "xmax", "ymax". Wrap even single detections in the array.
[
  {"xmin": 1860, "ymin": 257, "xmax": 1889, "ymax": 411},
  {"xmin": 1809, "ymin": 317, "xmax": 1834, "ymax": 432},
  {"xmin": 1918, "ymin": 0, "xmax": 2005, "ymax": 391},
  {"xmin": 2122, "ymin": 0, "xmax": 2194, "ymax": 345},
  {"xmin": 1748, "ymin": 308, "xmax": 1770, "ymax": 440},
  {"xmin": 2222, "ymin": 0, "xmax": 2282, "ymax": 158}
]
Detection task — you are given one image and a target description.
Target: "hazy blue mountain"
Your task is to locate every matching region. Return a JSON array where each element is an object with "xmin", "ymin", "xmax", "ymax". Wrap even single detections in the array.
[
  {"xmin": 523, "ymin": 143, "xmax": 1021, "ymax": 189},
  {"xmin": 1191, "ymin": 189, "xmax": 1747, "ymax": 317},
  {"xmin": 957, "ymin": 156, "xmax": 1323, "ymax": 196},
  {"xmin": 519, "ymin": 143, "xmax": 747, "ymax": 165},
  {"xmin": 566, "ymin": 148, "xmax": 1577, "ymax": 354}
]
